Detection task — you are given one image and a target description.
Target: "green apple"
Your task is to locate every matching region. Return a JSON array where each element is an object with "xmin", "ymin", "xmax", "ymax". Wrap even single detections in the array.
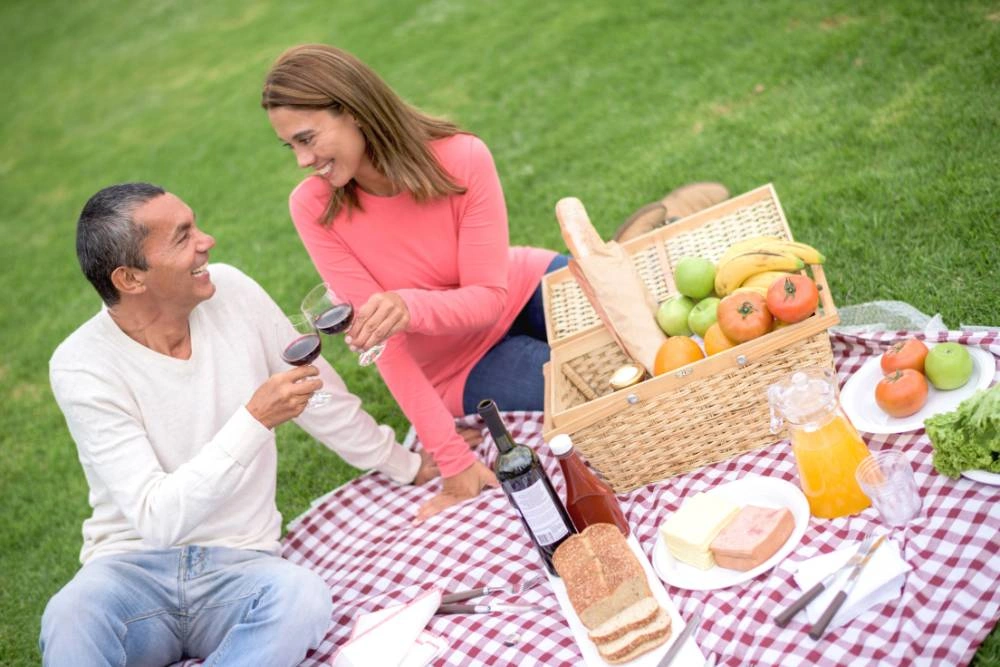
[
  {"xmin": 687, "ymin": 297, "xmax": 720, "ymax": 337},
  {"xmin": 656, "ymin": 295, "xmax": 695, "ymax": 336},
  {"xmin": 924, "ymin": 342, "xmax": 974, "ymax": 390},
  {"xmin": 674, "ymin": 257, "xmax": 716, "ymax": 300}
]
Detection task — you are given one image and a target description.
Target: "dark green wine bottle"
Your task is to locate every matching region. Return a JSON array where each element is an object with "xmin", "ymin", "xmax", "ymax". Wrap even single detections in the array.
[{"xmin": 477, "ymin": 399, "xmax": 575, "ymax": 575}]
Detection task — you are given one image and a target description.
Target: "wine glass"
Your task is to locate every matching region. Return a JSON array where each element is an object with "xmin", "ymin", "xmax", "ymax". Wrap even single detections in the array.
[
  {"xmin": 301, "ymin": 283, "xmax": 385, "ymax": 366},
  {"xmin": 279, "ymin": 314, "xmax": 332, "ymax": 407}
]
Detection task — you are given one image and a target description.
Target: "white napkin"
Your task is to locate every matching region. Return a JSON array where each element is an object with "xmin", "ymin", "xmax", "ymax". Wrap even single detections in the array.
[
  {"xmin": 331, "ymin": 589, "xmax": 445, "ymax": 667},
  {"xmin": 792, "ymin": 538, "xmax": 910, "ymax": 629}
]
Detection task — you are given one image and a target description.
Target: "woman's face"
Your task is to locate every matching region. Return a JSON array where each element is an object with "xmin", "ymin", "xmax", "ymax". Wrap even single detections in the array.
[{"xmin": 268, "ymin": 107, "xmax": 370, "ymax": 189}]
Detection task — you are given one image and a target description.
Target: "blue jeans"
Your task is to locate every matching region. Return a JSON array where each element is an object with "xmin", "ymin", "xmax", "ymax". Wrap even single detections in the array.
[
  {"xmin": 40, "ymin": 546, "xmax": 332, "ymax": 667},
  {"xmin": 462, "ymin": 254, "xmax": 570, "ymax": 414}
]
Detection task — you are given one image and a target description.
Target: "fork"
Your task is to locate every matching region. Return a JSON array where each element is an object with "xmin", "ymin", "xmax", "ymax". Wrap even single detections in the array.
[
  {"xmin": 774, "ymin": 531, "xmax": 875, "ymax": 628},
  {"xmin": 440, "ymin": 574, "xmax": 546, "ymax": 604}
]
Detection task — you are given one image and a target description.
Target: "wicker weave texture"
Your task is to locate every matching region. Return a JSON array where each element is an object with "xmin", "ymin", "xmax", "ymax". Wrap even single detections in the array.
[
  {"xmin": 547, "ymin": 197, "xmax": 790, "ymax": 344},
  {"xmin": 567, "ymin": 332, "xmax": 835, "ymax": 493}
]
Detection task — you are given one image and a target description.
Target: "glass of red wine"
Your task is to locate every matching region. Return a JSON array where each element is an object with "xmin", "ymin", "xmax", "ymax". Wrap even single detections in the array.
[
  {"xmin": 279, "ymin": 314, "xmax": 331, "ymax": 408},
  {"xmin": 301, "ymin": 283, "xmax": 385, "ymax": 366}
]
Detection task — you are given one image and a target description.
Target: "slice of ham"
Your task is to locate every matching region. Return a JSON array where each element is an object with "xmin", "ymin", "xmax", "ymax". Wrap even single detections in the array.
[{"xmin": 709, "ymin": 505, "xmax": 795, "ymax": 572}]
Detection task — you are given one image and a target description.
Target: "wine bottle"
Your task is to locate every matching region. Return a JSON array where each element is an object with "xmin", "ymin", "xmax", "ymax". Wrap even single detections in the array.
[
  {"xmin": 549, "ymin": 434, "xmax": 630, "ymax": 536},
  {"xmin": 477, "ymin": 399, "xmax": 575, "ymax": 575}
]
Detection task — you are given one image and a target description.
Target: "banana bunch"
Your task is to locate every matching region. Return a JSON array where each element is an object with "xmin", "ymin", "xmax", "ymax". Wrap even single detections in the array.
[{"xmin": 714, "ymin": 236, "xmax": 824, "ymax": 296}]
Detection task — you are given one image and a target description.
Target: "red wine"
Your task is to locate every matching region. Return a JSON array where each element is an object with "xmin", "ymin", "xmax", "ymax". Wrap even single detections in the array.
[
  {"xmin": 478, "ymin": 399, "xmax": 575, "ymax": 575},
  {"xmin": 282, "ymin": 334, "xmax": 322, "ymax": 366},
  {"xmin": 314, "ymin": 304, "xmax": 354, "ymax": 335}
]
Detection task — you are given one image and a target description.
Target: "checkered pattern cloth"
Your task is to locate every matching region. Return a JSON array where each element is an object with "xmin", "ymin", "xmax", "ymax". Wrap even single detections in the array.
[{"xmin": 230, "ymin": 330, "xmax": 1000, "ymax": 666}]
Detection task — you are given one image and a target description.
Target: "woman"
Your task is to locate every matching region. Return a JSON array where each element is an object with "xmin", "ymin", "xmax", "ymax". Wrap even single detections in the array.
[{"xmin": 262, "ymin": 44, "xmax": 567, "ymax": 521}]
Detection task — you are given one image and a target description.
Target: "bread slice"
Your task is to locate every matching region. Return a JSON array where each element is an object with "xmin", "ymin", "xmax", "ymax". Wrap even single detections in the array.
[
  {"xmin": 710, "ymin": 505, "xmax": 795, "ymax": 571},
  {"xmin": 552, "ymin": 523, "xmax": 650, "ymax": 629},
  {"xmin": 596, "ymin": 608, "xmax": 672, "ymax": 664},
  {"xmin": 587, "ymin": 597, "xmax": 661, "ymax": 643}
]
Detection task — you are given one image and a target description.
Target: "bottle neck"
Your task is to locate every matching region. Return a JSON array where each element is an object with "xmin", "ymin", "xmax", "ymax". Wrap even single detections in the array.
[{"xmin": 478, "ymin": 399, "xmax": 515, "ymax": 454}]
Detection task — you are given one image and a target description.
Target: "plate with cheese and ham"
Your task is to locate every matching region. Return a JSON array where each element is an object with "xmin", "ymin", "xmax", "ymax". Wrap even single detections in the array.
[
  {"xmin": 652, "ymin": 475, "xmax": 809, "ymax": 591},
  {"xmin": 548, "ymin": 523, "xmax": 706, "ymax": 666}
]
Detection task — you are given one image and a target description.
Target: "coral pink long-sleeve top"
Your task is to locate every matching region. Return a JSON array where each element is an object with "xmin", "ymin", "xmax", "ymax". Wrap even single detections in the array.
[{"xmin": 289, "ymin": 133, "xmax": 556, "ymax": 477}]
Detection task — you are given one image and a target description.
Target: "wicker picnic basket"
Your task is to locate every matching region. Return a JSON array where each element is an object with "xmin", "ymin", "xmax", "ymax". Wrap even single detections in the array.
[{"xmin": 541, "ymin": 184, "xmax": 839, "ymax": 493}]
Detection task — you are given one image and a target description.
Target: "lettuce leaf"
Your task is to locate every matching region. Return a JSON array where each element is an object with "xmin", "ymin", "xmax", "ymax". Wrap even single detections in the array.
[{"xmin": 925, "ymin": 382, "xmax": 1000, "ymax": 478}]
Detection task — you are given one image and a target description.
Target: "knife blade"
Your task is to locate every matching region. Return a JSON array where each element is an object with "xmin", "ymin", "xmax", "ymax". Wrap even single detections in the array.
[
  {"xmin": 657, "ymin": 609, "xmax": 702, "ymax": 667},
  {"xmin": 435, "ymin": 602, "xmax": 544, "ymax": 615},
  {"xmin": 808, "ymin": 534, "xmax": 887, "ymax": 639}
]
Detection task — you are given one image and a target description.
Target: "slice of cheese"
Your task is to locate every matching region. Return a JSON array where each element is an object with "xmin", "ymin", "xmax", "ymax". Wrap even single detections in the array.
[{"xmin": 659, "ymin": 492, "xmax": 740, "ymax": 569}]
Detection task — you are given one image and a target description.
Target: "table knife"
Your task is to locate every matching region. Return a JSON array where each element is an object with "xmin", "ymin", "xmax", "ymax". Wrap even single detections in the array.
[
  {"xmin": 775, "ymin": 532, "xmax": 875, "ymax": 628},
  {"xmin": 435, "ymin": 602, "xmax": 544, "ymax": 615},
  {"xmin": 657, "ymin": 609, "xmax": 702, "ymax": 667},
  {"xmin": 808, "ymin": 535, "xmax": 886, "ymax": 639}
]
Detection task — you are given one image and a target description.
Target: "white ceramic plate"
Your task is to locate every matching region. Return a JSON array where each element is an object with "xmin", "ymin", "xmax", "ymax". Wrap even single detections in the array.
[
  {"xmin": 652, "ymin": 476, "xmax": 809, "ymax": 592},
  {"xmin": 547, "ymin": 534, "xmax": 705, "ymax": 667},
  {"xmin": 840, "ymin": 344, "xmax": 995, "ymax": 435},
  {"xmin": 961, "ymin": 469, "xmax": 1000, "ymax": 486}
]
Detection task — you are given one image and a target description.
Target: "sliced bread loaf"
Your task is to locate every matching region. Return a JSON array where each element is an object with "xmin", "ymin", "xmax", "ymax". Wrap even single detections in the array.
[
  {"xmin": 587, "ymin": 597, "xmax": 661, "ymax": 643},
  {"xmin": 552, "ymin": 523, "xmax": 650, "ymax": 629},
  {"xmin": 596, "ymin": 608, "xmax": 672, "ymax": 664}
]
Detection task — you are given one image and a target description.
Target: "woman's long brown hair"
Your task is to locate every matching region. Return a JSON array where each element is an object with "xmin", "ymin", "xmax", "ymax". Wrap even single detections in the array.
[{"xmin": 262, "ymin": 44, "xmax": 466, "ymax": 225}]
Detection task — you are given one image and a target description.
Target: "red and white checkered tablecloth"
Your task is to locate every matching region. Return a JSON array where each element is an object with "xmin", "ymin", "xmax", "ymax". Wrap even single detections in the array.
[{"xmin": 282, "ymin": 330, "xmax": 1000, "ymax": 667}]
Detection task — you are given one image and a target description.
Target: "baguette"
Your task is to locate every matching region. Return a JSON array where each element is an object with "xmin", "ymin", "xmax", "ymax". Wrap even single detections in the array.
[{"xmin": 556, "ymin": 197, "xmax": 606, "ymax": 259}]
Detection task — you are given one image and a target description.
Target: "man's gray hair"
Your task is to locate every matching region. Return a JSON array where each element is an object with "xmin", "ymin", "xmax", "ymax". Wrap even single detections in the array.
[{"xmin": 76, "ymin": 183, "xmax": 165, "ymax": 306}]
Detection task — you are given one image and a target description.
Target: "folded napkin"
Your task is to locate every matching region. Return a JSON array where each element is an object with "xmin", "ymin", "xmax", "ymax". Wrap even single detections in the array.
[
  {"xmin": 331, "ymin": 589, "xmax": 445, "ymax": 667},
  {"xmin": 792, "ymin": 537, "xmax": 910, "ymax": 629}
]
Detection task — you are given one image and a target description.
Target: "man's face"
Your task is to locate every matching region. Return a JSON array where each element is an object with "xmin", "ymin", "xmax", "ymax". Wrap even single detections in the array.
[{"xmin": 132, "ymin": 193, "xmax": 216, "ymax": 313}]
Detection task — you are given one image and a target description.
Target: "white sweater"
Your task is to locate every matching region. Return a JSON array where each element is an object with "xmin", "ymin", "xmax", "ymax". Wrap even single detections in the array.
[{"xmin": 50, "ymin": 264, "xmax": 418, "ymax": 565}]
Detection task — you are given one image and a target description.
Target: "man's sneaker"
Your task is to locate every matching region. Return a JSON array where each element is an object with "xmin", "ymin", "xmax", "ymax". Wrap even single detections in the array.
[{"xmin": 613, "ymin": 182, "xmax": 729, "ymax": 242}]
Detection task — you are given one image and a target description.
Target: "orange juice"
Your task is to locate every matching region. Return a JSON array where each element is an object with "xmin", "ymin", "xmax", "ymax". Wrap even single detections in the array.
[{"xmin": 791, "ymin": 415, "xmax": 872, "ymax": 519}]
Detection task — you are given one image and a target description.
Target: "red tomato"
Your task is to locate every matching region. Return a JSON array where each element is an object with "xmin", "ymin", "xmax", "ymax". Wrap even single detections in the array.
[
  {"xmin": 717, "ymin": 292, "xmax": 773, "ymax": 342},
  {"xmin": 881, "ymin": 338, "xmax": 929, "ymax": 374},
  {"xmin": 765, "ymin": 275, "xmax": 820, "ymax": 324},
  {"xmin": 875, "ymin": 369, "xmax": 929, "ymax": 418}
]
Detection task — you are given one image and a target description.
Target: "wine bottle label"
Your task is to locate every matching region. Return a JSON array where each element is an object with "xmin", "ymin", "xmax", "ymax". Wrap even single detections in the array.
[{"xmin": 509, "ymin": 479, "xmax": 571, "ymax": 546}]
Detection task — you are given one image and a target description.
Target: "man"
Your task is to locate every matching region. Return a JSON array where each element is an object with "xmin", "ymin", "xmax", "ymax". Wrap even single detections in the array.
[{"xmin": 41, "ymin": 183, "xmax": 435, "ymax": 666}]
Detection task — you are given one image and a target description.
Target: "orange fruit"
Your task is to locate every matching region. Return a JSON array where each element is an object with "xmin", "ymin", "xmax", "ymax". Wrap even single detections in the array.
[
  {"xmin": 653, "ymin": 336, "xmax": 706, "ymax": 375},
  {"xmin": 704, "ymin": 322, "xmax": 737, "ymax": 356}
]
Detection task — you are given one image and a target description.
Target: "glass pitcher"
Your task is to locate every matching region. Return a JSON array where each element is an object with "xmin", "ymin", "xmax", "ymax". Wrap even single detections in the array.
[{"xmin": 768, "ymin": 368, "xmax": 872, "ymax": 519}]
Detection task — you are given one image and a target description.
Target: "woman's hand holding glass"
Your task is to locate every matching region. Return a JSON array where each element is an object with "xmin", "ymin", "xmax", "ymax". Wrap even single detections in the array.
[{"xmin": 345, "ymin": 292, "xmax": 410, "ymax": 358}]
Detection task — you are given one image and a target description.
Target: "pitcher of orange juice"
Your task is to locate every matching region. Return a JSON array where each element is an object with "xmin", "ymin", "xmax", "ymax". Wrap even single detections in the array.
[{"xmin": 768, "ymin": 368, "xmax": 872, "ymax": 519}]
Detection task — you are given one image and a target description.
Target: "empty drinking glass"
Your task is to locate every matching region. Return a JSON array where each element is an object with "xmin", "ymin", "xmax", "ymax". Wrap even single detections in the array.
[{"xmin": 855, "ymin": 450, "xmax": 922, "ymax": 527}]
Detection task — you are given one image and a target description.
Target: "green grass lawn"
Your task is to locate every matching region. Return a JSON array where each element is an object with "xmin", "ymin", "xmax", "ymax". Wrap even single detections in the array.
[{"xmin": 1, "ymin": 0, "xmax": 997, "ymax": 664}]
